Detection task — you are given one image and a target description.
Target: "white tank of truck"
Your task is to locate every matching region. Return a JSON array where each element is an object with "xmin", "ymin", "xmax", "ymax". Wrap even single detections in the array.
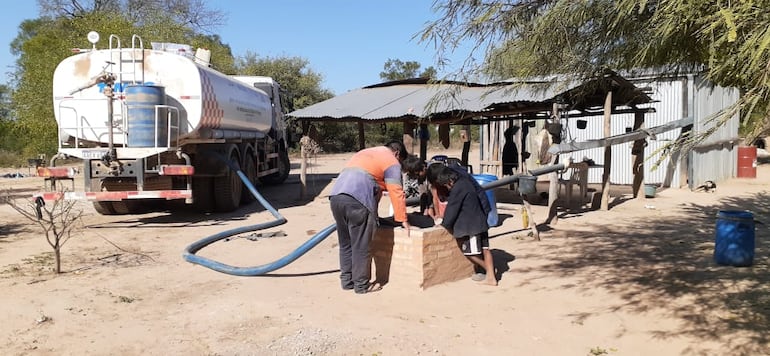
[{"xmin": 52, "ymin": 44, "xmax": 275, "ymax": 146}]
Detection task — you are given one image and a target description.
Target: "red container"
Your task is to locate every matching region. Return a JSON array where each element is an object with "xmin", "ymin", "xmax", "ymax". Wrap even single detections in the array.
[{"xmin": 737, "ymin": 146, "xmax": 757, "ymax": 178}]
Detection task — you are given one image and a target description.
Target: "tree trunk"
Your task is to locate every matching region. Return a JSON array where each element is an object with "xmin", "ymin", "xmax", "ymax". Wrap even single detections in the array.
[{"xmin": 55, "ymin": 247, "xmax": 61, "ymax": 274}]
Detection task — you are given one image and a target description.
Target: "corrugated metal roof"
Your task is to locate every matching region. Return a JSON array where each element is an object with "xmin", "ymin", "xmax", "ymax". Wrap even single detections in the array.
[
  {"xmin": 288, "ymin": 82, "xmax": 552, "ymax": 121},
  {"xmin": 289, "ymin": 74, "xmax": 651, "ymax": 122}
]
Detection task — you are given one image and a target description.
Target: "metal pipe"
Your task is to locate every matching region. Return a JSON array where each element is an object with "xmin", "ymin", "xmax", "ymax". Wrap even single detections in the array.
[
  {"xmin": 48, "ymin": 153, "xmax": 67, "ymax": 167},
  {"xmin": 478, "ymin": 163, "xmax": 565, "ymax": 190}
]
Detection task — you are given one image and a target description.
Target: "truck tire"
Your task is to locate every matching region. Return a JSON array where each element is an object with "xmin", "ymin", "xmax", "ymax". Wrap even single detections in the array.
[
  {"xmin": 261, "ymin": 149, "xmax": 290, "ymax": 185},
  {"xmin": 240, "ymin": 151, "xmax": 257, "ymax": 204},
  {"xmin": 192, "ymin": 176, "xmax": 215, "ymax": 212},
  {"xmin": 214, "ymin": 152, "xmax": 243, "ymax": 212},
  {"xmin": 93, "ymin": 201, "xmax": 117, "ymax": 215},
  {"xmin": 112, "ymin": 200, "xmax": 142, "ymax": 214}
]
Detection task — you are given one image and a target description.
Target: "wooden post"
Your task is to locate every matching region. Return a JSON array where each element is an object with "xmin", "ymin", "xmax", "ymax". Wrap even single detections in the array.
[
  {"xmin": 403, "ymin": 121, "xmax": 416, "ymax": 155},
  {"xmin": 678, "ymin": 124, "xmax": 693, "ymax": 188},
  {"xmin": 460, "ymin": 124, "xmax": 471, "ymax": 166},
  {"xmin": 357, "ymin": 121, "xmax": 365, "ymax": 150},
  {"xmin": 491, "ymin": 122, "xmax": 500, "ymax": 176},
  {"xmin": 600, "ymin": 91, "xmax": 613, "ymax": 211},
  {"xmin": 517, "ymin": 119, "xmax": 524, "ymax": 174},
  {"xmin": 419, "ymin": 123, "xmax": 428, "ymax": 161},
  {"xmin": 547, "ymin": 103, "xmax": 560, "ymax": 225},
  {"xmin": 631, "ymin": 111, "xmax": 645, "ymax": 199},
  {"xmin": 300, "ymin": 140, "xmax": 308, "ymax": 199},
  {"xmin": 299, "ymin": 120, "xmax": 310, "ymax": 199}
]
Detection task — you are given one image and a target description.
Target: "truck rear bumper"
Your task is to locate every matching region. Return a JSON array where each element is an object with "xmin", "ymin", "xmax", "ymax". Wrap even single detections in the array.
[{"xmin": 35, "ymin": 190, "xmax": 192, "ymax": 201}]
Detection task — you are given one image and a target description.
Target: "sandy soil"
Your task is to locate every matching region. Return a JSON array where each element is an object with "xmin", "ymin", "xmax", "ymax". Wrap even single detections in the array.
[{"xmin": 0, "ymin": 147, "xmax": 768, "ymax": 355}]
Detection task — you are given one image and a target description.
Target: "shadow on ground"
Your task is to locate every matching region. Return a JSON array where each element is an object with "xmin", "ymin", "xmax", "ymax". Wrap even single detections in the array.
[
  {"xmin": 0, "ymin": 223, "xmax": 27, "ymax": 240},
  {"xmin": 518, "ymin": 191, "xmax": 770, "ymax": 354}
]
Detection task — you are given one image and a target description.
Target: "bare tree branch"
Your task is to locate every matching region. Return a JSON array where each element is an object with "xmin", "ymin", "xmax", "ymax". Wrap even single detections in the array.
[{"xmin": 2, "ymin": 189, "xmax": 83, "ymax": 273}]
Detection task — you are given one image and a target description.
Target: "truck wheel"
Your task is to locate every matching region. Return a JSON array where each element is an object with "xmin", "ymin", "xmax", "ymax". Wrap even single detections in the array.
[
  {"xmin": 93, "ymin": 201, "xmax": 117, "ymax": 215},
  {"xmin": 261, "ymin": 150, "xmax": 290, "ymax": 185},
  {"xmin": 214, "ymin": 153, "xmax": 243, "ymax": 212},
  {"xmin": 240, "ymin": 151, "xmax": 257, "ymax": 204},
  {"xmin": 192, "ymin": 176, "xmax": 215, "ymax": 212},
  {"xmin": 112, "ymin": 200, "xmax": 142, "ymax": 214}
]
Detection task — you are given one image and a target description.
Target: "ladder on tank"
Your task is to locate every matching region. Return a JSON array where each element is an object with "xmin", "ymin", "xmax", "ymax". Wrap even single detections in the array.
[
  {"xmin": 107, "ymin": 34, "xmax": 146, "ymax": 86},
  {"xmin": 105, "ymin": 35, "xmax": 146, "ymax": 147},
  {"xmin": 104, "ymin": 35, "xmax": 181, "ymax": 150}
]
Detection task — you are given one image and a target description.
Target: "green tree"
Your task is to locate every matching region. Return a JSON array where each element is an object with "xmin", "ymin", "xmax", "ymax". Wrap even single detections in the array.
[
  {"xmin": 421, "ymin": 1, "xmax": 770, "ymax": 142},
  {"xmin": 235, "ymin": 52, "xmax": 333, "ymax": 110},
  {"xmin": 380, "ymin": 58, "xmax": 437, "ymax": 81},
  {"xmin": 234, "ymin": 53, "xmax": 351, "ymax": 150},
  {"xmin": 0, "ymin": 84, "xmax": 18, "ymax": 162},
  {"xmin": 38, "ymin": 0, "xmax": 225, "ymax": 33}
]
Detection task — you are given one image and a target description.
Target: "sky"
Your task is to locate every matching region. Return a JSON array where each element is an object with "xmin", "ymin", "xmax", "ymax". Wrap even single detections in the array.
[{"xmin": 0, "ymin": 1, "xmax": 474, "ymax": 95}]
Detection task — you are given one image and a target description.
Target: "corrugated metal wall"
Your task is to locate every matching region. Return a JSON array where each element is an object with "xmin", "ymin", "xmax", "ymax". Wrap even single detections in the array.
[
  {"xmin": 558, "ymin": 79, "xmax": 686, "ymax": 186},
  {"xmin": 688, "ymin": 76, "xmax": 741, "ymax": 187},
  {"xmin": 482, "ymin": 74, "xmax": 740, "ymax": 188}
]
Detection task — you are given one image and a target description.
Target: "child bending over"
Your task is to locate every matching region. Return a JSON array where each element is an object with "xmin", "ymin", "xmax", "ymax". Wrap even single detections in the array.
[{"xmin": 435, "ymin": 166, "xmax": 497, "ymax": 286}]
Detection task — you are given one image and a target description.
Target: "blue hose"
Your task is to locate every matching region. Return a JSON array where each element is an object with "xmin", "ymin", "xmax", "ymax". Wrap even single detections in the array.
[
  {"xmin": 183, "ymin": 161, "xmax": 565, "ymax": 276},
  {"xmin": 182, "ymin": 169, "xmax": 337, "ymax": 276}
]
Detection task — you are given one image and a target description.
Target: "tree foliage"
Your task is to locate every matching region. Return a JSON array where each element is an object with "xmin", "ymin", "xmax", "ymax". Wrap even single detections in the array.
[
  {"xmin": 235, "ymin": 52, "xmax": 333, "ymax": 110},
  {"xmin": 38, "ymin": 0, "xmax": 225, "ymax": 33},
  {"xmin": 380, "ymin": 58, "xmax": 437, "ymax": 81},
  {"xmin": 421, "ymin": 0, "xmax": 770, "ymax": 141},
  {"xmin": 233, "ymin": 52, "xmax": 350, "ymax": 150}
]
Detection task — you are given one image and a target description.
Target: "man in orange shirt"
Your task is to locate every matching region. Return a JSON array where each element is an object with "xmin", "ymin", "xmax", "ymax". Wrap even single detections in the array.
[{"xmin": 329, "ymin": 141, "xmax": 410, "ymax": 294}]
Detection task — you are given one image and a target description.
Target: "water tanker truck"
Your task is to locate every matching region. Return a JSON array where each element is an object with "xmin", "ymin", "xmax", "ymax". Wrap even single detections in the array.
[{"xmin": 37, "ymin": 32, "xmax": 292, "ymax": 214}]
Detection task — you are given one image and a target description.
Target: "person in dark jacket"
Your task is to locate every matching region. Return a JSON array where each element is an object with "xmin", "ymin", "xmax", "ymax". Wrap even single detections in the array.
[
  {"xmin": 402, "ymin": 156, "xmax": 490, "ymax": 221},
  {"xmin": 435, "ymin": 166, "xmax": 497, "ymax": 286},
  {"xmin": 502, "ymin": 126, "xmax": 519, "ymax": 175}
]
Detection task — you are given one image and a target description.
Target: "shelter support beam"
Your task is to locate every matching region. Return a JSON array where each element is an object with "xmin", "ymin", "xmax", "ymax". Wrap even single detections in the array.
[
  {"xmin": 460, "ymin": 124, "xmax": 471, "ymax": 166},
  {"xmin": 601, "ymin": 91, "xmax": 613, "ymax": 211},
  {"xmin": 404, "ymin": 121, "xmax": 416, "ymax": 155},
  {"xmin": 547, "ymin": 117, "xmax": 693, "ymax": 154},
  {"xmin": 631, "ymin": 111, "xmax": 645, "ymax": 199},
  {"xmin": 419, "ymin": 123, "xmax": 428, "ymax": 161},
  {"xmin": 546, "ymin": 103, "xmax": 560, "ymax": 225},
  {"xmin": 300, "ymin": 141, "xmax": 308, "ymax": 199}
]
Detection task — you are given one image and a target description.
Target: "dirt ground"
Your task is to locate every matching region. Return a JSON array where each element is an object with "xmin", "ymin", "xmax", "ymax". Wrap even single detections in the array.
[{"xmin": 1, "ymin": 147, "xmax": 769, "ymax": 356}]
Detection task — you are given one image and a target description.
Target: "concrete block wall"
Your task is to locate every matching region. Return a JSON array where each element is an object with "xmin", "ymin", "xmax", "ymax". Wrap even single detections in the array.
[{"xmin": 371, "ymin": 226, "xmax": 473, "ymax": 289}]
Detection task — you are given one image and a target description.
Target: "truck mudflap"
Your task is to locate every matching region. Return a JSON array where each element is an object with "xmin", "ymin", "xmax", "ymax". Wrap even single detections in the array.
[{"xmin": 35, "ymin": 190, "xmax": 192, "ymax": 201}]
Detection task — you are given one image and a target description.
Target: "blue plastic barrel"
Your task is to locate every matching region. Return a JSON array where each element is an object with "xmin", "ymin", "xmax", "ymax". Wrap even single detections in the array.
[
  {"xmin": 126, "ymin": 85, "xmax": 167, "ymax": 147},
  {"xmin": 472, "ymin": 174, "xmax": 499, "ymax": 227},
  {"xmin": 714, "ymin": 210, "xmax": 755, "ymax": 267}
]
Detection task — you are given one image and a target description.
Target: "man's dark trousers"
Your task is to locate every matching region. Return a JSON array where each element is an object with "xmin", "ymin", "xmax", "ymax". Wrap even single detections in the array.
[{"xmin": 330, "ymin": 194, "xmax": 377, "ymax": 293}]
